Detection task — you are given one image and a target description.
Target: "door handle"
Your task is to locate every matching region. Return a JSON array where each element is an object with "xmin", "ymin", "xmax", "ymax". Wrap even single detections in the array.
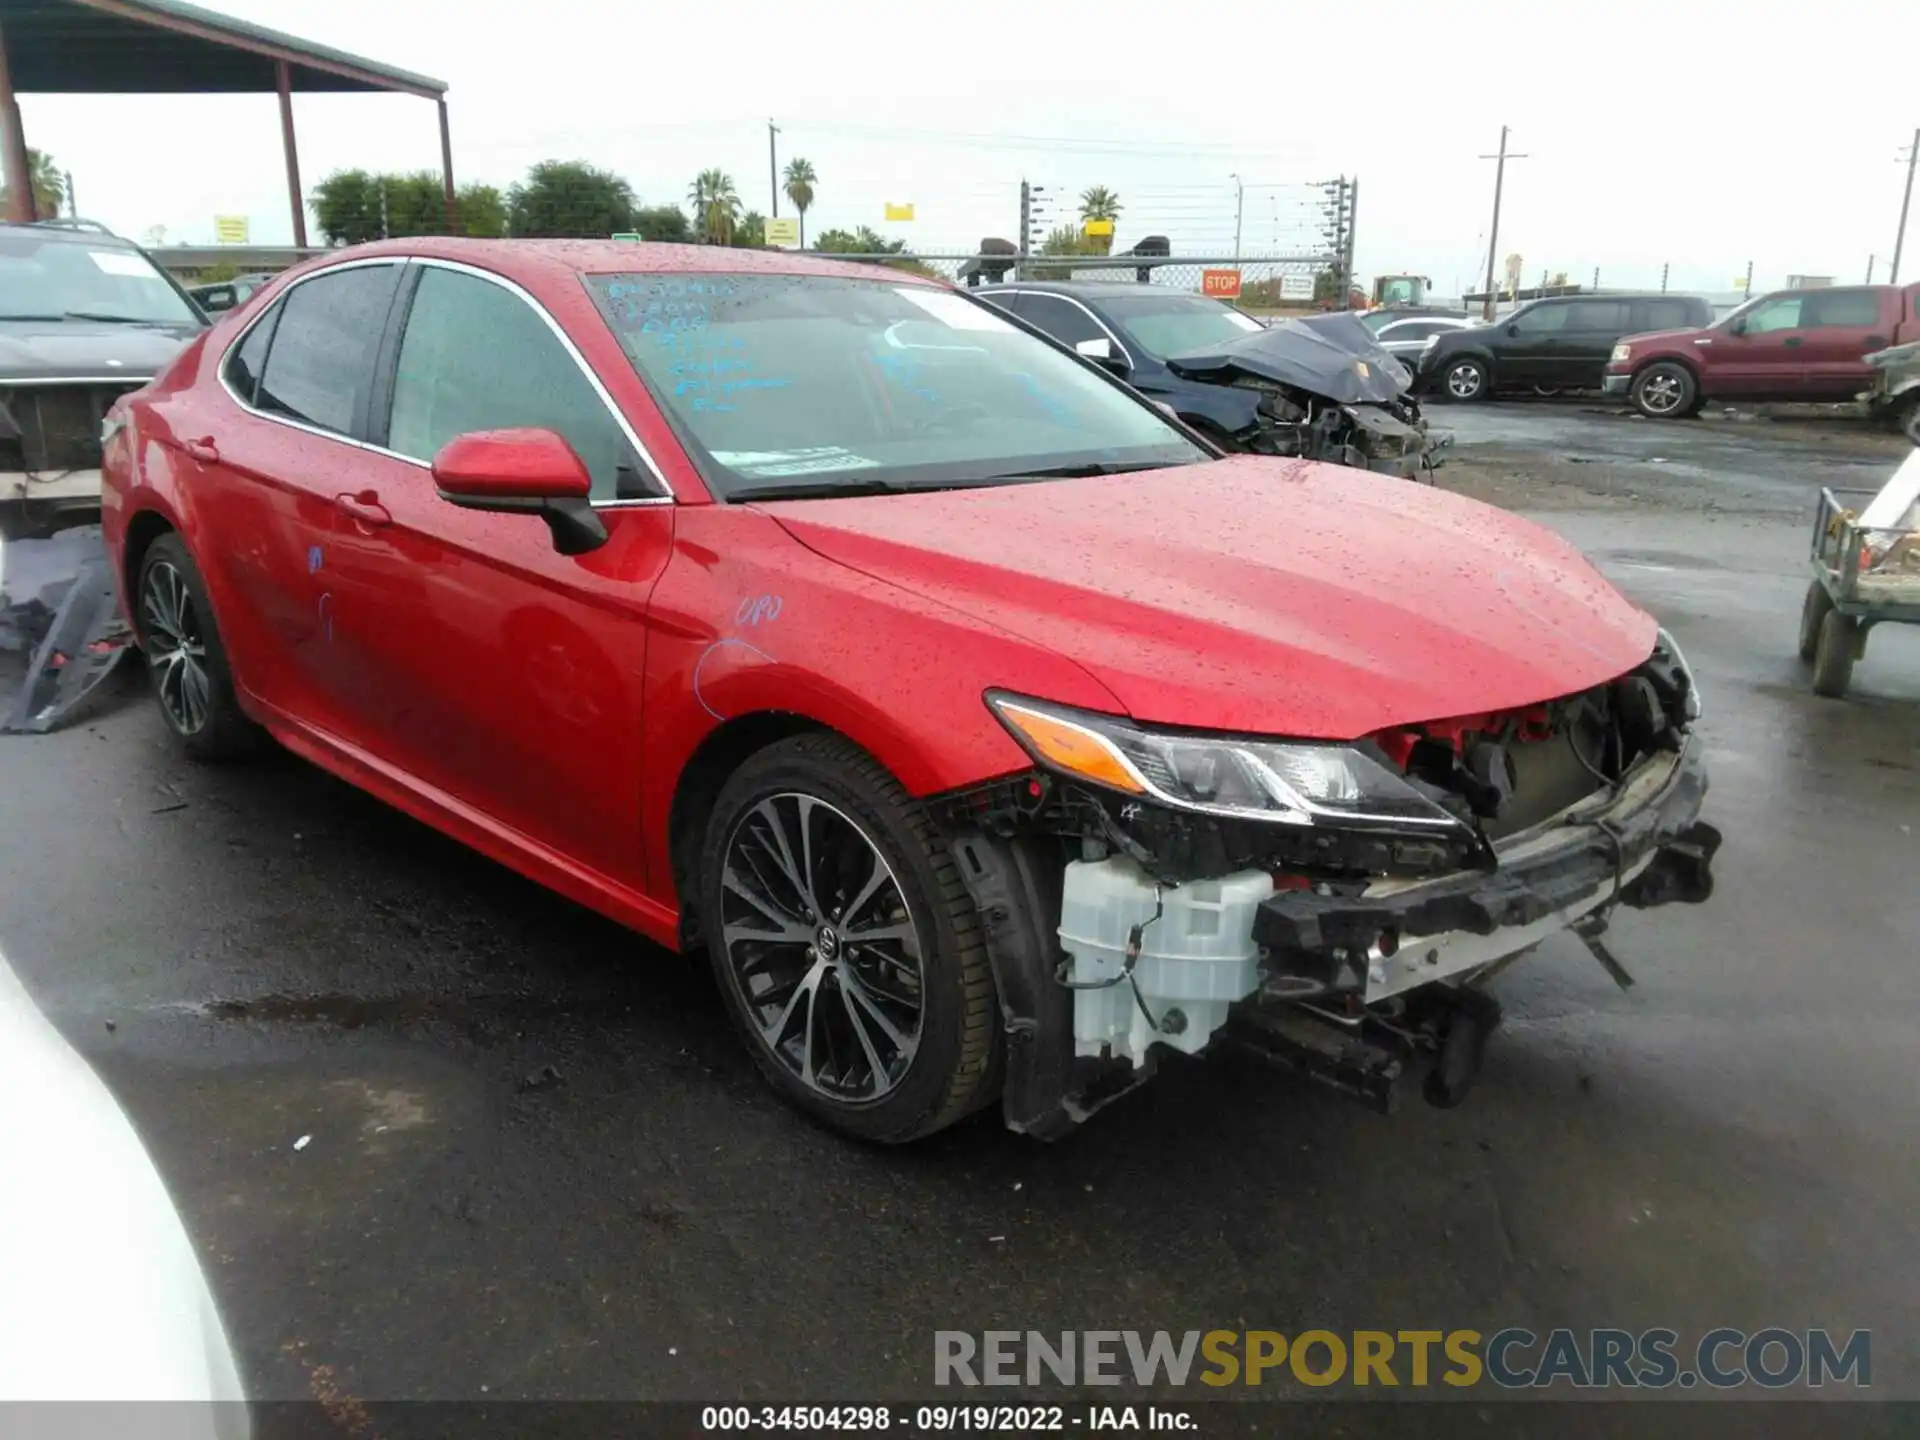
[
  {"xmin": 1782, "ymin": 337, "xmax": 1802, "ymax": 347},
  {"xmin": 182, "ymin": 435, "xmax": 219, "ymax": 464},
  {"xmin": 334, "ymin": 490, "xmax": 392, "ymax": 527}
]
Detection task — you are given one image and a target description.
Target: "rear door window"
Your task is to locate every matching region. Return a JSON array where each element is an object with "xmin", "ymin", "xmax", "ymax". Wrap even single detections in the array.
[
  {"xmin": 1637, "ymin": 299, "xmax": 1696, "ymax": 331},
  {"xmin": 383, "ymin": 265, "xmax": 642, "ymax": 500},
  {"xmin": 1562, "ymin": 301, "xmax": 1631, "ymax": 331},
  {"xmin": 223, "ymin": 301, "xmax": 281, "ymax": 405},
  {"xmin": 254, "ymin": 264, "xmax": 401, "ymax": 437},
  {"xmin": 1803, "ymin": 288, "xmax": 1882, "ymax": 328}
]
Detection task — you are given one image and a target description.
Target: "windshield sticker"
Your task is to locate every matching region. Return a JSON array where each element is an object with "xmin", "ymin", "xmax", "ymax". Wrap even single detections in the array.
[
  {"xmin": 88, "ymin": 250, "xmax": 154, "ymax": 278},
  {"xmin": 893, "ymin": 288, "xmax": 1007, "ymax": 331},
  {"xmin": 711, "ymin": 448, "xmax": 881, "ymax": 478}
]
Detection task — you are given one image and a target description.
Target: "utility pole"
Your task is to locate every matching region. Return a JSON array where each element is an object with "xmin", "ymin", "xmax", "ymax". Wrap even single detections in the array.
[
  {"xmin": 1592, "ymin": 266, "xmax": 1600, "ymax": 291},
  {"xmin": 64, "ymin": 169, "xmax": 75, "ymax": 217},
  {"xmin": 1660, "ymin": 262, "xmax": 1669, "ymax": 293},
  {"xmin": 1867, "ymin": 254, "xmax": 1876, "ymax": 283},
  {"xmin": 768, "ymin": 120, "xmax": 780, "ymax": 218},
  {"xmin": 1342, "ymin": 177, "xmax": 1359, "ymax": 308},
  {"xmin": 1478, "ymin": 126, "xmax": 1527, "ymax": 321},
  {"xmin": 1230, "ymin": 173, "xmax": 1243, "ymax": 261},
  {"xmin": 1892, "ymin": 128, "xmax": 1918, "ymax": 284},
  {"xmin": 1018, "ymin": 180, "xmax": 1031, "ymax": 281},
  {"xmin": 1743, "ymin": 259, "xmax": 1753, "ymax": 297}
]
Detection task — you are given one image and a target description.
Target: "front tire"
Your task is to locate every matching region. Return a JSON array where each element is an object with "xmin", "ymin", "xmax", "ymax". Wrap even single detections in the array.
[
  {"xmin": 699, "ymin": 733, "xmax": 1000, "ymax": 1142},
  {"xmin": 1442, "ymin": 357, "xmax": 1489, "ymax": 403},
  {"xmin": 135, "ymin": 533, "xmax": 261, "ymax": 760},
  {"xmin": 1630, "ymin": 362, "xmax": 1697, "ymax": 419}
]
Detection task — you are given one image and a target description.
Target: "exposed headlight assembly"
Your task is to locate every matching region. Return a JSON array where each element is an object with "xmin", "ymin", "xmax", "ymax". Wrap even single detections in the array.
[
  {"xmin": 987, "ymin": 693, "xmax": 1464, "ymax": 831},
  {"xmin": 1656, "ymin": 626, "xmax": 1703, "ymax": 721},
  {"xmin": 1610, "ymin": 343, "xmax": 1632, "ymax": 363}
]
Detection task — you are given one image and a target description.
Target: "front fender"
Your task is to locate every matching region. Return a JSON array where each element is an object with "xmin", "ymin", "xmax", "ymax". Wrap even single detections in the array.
[{"xmin": 637, "ymin": 506, "xmax": 1124, "ymax": 902}]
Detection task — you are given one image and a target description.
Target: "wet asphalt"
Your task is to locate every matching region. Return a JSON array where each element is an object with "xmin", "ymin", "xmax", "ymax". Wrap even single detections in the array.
[{"xmin": 1, "ymin": 403, "xmax": 1918, "ymax": 1428}]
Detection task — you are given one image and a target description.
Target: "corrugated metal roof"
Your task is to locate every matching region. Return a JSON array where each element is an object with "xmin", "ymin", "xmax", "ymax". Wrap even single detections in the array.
[{"xmin": 0, "ymin": 0, "xmax": 447, "ymax": 97}]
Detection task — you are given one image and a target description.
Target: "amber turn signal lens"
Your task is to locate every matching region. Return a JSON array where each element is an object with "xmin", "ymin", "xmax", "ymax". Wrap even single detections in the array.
[{"xmin": 995, "ymin": 702, "xmax": 1146, "ymax": 795}]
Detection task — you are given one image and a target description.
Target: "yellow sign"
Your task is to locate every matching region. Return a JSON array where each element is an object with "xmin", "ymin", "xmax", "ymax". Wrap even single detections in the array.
[
  {"xmin": 765, "ymin": 217, "xmax": 801, "ymax": 247},
  {"xmin": 884, "ymin": 202, "xmax": 915, "ymax": 222},
  {"xmin": 1084, "ymin": 218, "xmax": 1114, "ymax": 237},
  {"xmin": 214, "ymin": 215, "xmax": 249, "ymax": 245}
]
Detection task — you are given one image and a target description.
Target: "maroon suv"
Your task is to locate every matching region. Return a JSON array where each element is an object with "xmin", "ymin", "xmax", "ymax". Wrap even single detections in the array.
[{"xmin": 1604, "ymin": 282, "xmax": 1920, "ymax": 418}]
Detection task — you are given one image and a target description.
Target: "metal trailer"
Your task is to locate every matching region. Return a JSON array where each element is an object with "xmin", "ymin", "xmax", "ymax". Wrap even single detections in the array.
[{"xmin": 1799, "ymin": 486, "xmax": 1920, "ymax": 698}]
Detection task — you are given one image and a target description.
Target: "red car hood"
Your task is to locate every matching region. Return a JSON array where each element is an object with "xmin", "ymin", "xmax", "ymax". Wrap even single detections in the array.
[{"xmin": 762, "ymin": 456, "xmax": 1656, "ymax": 739}]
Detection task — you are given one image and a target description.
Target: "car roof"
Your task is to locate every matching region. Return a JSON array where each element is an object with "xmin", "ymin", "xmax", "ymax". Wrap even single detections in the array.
[
  {"xmin": 976, "ymin": 280, "xmax": 1169, "ymax": 301},
  {"xmin": 0, "ymin": 220, "xmax": 141, "ymax": 249},
  {"xmin": 309, "ymin": 236, "xmax": 948, "ymax": 289},
  {"xmin": 1529, "ymin": 292, "xmax": 1702, "ymax": 303}
]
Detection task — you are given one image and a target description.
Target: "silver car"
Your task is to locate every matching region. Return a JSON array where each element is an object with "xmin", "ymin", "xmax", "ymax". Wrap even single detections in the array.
[{"xmin": 1373, "ymin": 315, "xmax": 1476, "ymax": 378}]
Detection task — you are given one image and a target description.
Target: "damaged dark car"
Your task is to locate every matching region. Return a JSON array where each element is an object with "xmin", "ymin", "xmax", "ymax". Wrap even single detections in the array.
[
  {"xmin": 977, "ymin": 281, "xmax": 1450, "ymax": 480},
  {"xmin": 1, "ymin": 220, "xmax": 206, "ymax": 537}
]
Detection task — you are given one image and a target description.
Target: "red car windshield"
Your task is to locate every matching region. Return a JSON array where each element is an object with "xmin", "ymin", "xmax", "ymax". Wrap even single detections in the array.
[{"xmin": 587, "ymin": 272, "xmax": 1205, "ymax": 498}]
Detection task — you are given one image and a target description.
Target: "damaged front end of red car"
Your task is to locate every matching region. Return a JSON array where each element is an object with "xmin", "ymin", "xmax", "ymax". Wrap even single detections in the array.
[{"xmin": 939, "ymin": 631, "xmax": 1721, "ymax": 1138}]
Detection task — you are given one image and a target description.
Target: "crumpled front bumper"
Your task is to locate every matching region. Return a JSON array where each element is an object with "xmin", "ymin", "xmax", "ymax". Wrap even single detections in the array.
[
  {"xmin": 1252, "ymin": 737, "xmax": 1718, "ymax": 1004},
  {"xmin": 1601, "ymin": 372, "xmax": 1634, "ymax": 399}
]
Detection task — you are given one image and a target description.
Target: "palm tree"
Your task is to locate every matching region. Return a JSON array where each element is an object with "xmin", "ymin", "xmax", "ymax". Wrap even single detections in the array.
[
  {"xmin": 688, "ymin": 169, "xmax": 741, "ymax": 245},
  {"xmin": 782, "ymin": 158, "xmax": 817, "ymax": 248},
  {"xmin": 0, "ymin": 149, "xmax": 67, "ymax": 220},
  {"xmin": 1079, "ymin": 185, "xmax": 1121, "ymax": 255}
]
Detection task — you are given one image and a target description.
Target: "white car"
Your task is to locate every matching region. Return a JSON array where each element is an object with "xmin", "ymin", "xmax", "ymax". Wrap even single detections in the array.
[{"xmin": 0, "ymin": 949, "xmax": 248, "ymax": 1432}]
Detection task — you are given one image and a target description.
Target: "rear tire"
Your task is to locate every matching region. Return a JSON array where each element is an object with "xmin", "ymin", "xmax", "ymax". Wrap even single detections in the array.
[
  {"xmin": 135, "ymin": 534, "xmax": 262, "ymax": 761},
  {"xmin": 698, "ymin": 733, "xmax": 1001, "ymax": 1143},
  {"xmin": 1630, "ymin": 361, "xmax": 1697, "ymax": 419},
  {"xmin": 1798, "ymin": 582, "xmax": 1834, "ymax": 664},
  {"xmin": 1811, "ymin": 609, "xmax": 1857, "ymax": 699},
  {"xmin": 1441, "ymin": 357, "xmax": 1489, "ymax": 403}
]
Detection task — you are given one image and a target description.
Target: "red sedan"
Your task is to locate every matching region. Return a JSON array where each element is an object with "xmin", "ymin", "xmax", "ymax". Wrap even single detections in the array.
[{"xmin": 100, "ymin": 240, "xmax": 1720, "ymax": 1141}]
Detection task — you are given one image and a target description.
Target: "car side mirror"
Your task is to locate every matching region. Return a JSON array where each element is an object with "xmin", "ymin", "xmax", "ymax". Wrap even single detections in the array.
[
  {"xmin": 1075, "ymin": 335, "xmax": 1128, "ymax": 375},
  {"xmin": 432, "ymin": 427, "xmax": 609, "ymax": 555},
  {"xmin": 1505, "ymin": 323, "xmax": 1520, "ymax": 337},
  {"xmin": 1729, "ymin": 317, "xmax": 1748, "ymax": 336}
]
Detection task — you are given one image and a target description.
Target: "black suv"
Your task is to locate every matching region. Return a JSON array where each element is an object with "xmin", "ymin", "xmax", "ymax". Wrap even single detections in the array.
[
  {"xmin": 2, "ymin": 220, "xmax": 206, "ymax": 530},
  {"xmin": 1419, "ymin": 293, "xmax": 1712, "ymax": 402}
]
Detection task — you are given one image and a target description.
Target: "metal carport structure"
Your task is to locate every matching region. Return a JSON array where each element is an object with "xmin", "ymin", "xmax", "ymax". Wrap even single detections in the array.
[{"xmin": 0, "ymin": 0, "xmax": 451, "ymax": 243}]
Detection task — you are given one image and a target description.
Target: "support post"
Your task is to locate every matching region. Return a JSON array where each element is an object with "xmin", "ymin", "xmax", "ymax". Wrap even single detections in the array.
[
  {"xmin": 277, "ymin": 60, "xmax": 307, "ymax": 248},
  {"xmin": 438, "ymin": 98, "xmax": 457, "ymax": 234},
  {"xmin": 0, "ymin": 21, "xmax": 34, "ymax": 223},
  {"xmin": 768, "ymin": 119, "xmax": 779, "ymax": 218}
]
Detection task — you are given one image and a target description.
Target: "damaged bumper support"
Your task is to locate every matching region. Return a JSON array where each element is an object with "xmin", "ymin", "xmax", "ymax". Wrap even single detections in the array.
[
  {"xmin": 955, "ymin": 738, "xmax": 1717, "ymax": 1136},
  {"xmin": 1252, "ymin": 737, "xmax": 1715, "ymax": 1004}
]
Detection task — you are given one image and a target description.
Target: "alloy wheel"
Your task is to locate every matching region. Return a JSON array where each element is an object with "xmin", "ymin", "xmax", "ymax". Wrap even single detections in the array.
[
  {"xmin": 141, "ymin": 560, "xmax": 211, "ymax": 734},
  {"xmin": 1446, "ymin": 363, "xmax": 1483, "ymax": 400},
  {"xmin": 719, "ymin": 793, "xmax": 925, "ymax": 1103},
  {"xmin": 1638, "ymin": 371, "xmax": 1684, "ymax": 415}
]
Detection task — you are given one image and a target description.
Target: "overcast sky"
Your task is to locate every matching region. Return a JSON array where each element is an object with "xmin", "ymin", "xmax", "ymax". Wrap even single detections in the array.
[{"xmin": 16, "ymin": 0, "xmax": 1916, "ymax": 296}]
